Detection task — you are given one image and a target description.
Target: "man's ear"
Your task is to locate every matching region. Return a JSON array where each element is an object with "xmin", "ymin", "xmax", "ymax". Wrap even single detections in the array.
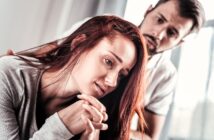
[
  {"xmin": 70, "ymin": 34, "xmax": 87, "ymax": 49},
  {"xmin": 144, "ymin": 5, "xmax": 153, "ymax": 17}
]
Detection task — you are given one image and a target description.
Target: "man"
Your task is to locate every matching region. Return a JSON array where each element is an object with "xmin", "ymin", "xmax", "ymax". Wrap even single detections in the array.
[
  {"xmin": 6, "ymin": 0, "xmax": 205, "ymax": 139},
  {"xmin": 131, "ymin": 0, "xmax": 205, "ymax": 139}
]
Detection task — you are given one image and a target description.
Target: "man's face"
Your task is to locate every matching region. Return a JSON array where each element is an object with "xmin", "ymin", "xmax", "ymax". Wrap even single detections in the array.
[{"xmin": 140, "ymin": 0, "xmax": 193, "ymax": 55}]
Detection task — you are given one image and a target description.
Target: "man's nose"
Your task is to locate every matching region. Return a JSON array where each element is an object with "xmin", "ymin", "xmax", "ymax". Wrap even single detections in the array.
[
  {"xmin": 104, "ymin": 72, "xmax": 118, "ymax": 88},
  {"xmin": 152, "ymin": 26, "xmax": 166, "ymax": 41}
]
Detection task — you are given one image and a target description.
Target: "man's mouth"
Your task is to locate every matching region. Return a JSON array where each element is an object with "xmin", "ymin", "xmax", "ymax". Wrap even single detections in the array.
[{"xmin": 143, "ymin": 34, "xmax": 158, "ymax": 55}]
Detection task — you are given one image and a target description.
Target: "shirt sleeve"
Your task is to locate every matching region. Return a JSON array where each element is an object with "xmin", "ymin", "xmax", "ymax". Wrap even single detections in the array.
[
  {"xmin": 0, "ymin": 71, "xmax": 20, "ymax": 139},
  {"xmin": 145, "ymin": 63, "xmax": 178, "ymax": 115}
]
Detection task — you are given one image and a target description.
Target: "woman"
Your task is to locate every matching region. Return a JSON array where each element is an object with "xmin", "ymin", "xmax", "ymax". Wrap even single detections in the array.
[{"xmin": 0, "ymin": 15, "xmax": 147, "ymax": 140}]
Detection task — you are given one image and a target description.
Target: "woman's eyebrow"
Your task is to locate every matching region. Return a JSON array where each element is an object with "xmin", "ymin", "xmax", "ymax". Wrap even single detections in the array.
[
  {"xmin": 109, "ymin": 51, "xmax": 130, "ymax": 73},
  {"xmin": 109, "ymin": 51, "xmax": 122, "ymax": 63}
]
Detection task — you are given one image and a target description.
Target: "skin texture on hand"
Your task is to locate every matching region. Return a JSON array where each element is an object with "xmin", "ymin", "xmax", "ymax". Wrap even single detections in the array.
[
  {"xmin": 80, "ymin": 119, "xmax": 100, "ymax": 140},
  {"xmin": 58, "ymin": 94, "xmax": 108, "ymax": 136}
]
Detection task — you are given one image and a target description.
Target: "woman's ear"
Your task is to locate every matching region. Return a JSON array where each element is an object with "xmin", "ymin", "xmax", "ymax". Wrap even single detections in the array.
[{"xmin": 70, "ymin": 34, "xmax": 87, "ymax": 49}]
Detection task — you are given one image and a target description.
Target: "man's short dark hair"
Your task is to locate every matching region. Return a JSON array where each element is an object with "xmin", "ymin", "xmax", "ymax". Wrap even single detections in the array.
[{"xmin": 154, "ymin": 0, "xmax": 205, "ymax": 34}]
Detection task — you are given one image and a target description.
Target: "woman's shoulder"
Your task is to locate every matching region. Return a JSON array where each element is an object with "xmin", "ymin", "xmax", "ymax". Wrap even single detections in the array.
[
  {"xmin": 0, "ymin": 55, "xmax": 41, "ymax": 71},
  {"xmin": 0, "ymin": 55, "xmax": 42, "ymax": 106},
  {"xmin": 0, "ymin": 55, "xmax": 42, "ymax": 90}
]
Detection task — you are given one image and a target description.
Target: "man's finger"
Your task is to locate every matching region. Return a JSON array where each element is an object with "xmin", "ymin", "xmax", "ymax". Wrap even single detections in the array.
[{"xmin": 7, "ymin": 49, "xmax": 15, "ymax": 55}]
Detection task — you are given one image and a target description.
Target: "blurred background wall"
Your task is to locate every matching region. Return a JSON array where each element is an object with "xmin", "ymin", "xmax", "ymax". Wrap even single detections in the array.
[{"xmin": 0, "ymin": 0, "xmax": 127, "ymax": 53}]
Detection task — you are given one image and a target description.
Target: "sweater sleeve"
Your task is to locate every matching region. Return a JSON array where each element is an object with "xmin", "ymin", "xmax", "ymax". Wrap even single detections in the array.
[
  {"xmin": 0, "ymin": 71, "xmax": 20, "ymax": 139},
  {"xmin": 30, "ymin": 113, "xmax": 74, "ymax": 140},
  {"xmin": 0, "ymin": 72, "xmax": 74, "ymax": 140}
]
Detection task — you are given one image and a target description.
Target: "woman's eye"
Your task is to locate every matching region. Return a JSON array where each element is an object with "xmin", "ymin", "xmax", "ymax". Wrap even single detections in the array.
[{"xmin": 104, "ymin": 58, "xmax": 113, "ymax": 68}]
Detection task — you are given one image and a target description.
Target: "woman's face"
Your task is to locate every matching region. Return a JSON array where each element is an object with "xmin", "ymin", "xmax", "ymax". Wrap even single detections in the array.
[{"xmin": 71, "ymin": 35, "xmax": 137, "ymax": 98}]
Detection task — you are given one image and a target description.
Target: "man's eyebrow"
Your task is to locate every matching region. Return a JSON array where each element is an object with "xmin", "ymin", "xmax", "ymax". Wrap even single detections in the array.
[
  {"xmin": 109, "ymin": 51, "xmax": 130, "ymax": 73},
  {"xmin": 159, "ymin": 13, "xmax": 179, "ymax": 36},
  {"xmin": 159, "ymin": 13, "xmax": 167, "ymax": 22}
]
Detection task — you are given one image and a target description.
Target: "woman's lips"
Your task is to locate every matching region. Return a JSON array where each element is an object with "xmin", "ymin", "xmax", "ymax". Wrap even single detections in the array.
[{"xmin": 94, "ymin": 82, "xmax": 105, "ymax": 96}]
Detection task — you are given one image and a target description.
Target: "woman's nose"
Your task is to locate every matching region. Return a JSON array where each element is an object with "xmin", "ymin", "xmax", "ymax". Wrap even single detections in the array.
[{"xmin": 104, "ymin": 72, "xmax": 118, "ymax": 88}]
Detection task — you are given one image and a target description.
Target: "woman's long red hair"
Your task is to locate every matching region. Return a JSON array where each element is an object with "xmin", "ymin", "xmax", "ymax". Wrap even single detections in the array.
[{"xmin": 20, "ymin": 15, "xmax": 148, "ymax": 140}]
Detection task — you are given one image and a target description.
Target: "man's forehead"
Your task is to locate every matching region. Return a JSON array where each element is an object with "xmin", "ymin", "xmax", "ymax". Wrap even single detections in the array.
[
  {"xmin": 153, "ymin": 1, "xmax": 193, "ymax": 36},
  {"xmin": 153, "ymin": 1, "xmax": 179, "ymax": 19}
]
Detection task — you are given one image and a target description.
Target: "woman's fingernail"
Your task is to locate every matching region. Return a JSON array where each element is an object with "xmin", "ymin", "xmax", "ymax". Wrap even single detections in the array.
[{"xmin": 102, "ymin": 124, "xmax": 108, "ymax": 130}]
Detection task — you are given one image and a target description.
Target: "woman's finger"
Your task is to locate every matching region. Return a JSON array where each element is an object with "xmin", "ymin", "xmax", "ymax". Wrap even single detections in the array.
[
  {"xmin": 82, "ymin": 103, "xmax": 108, "ymax": 122},
  {"xmin": 91, "ymin": 122, "xmax": 108, "ymax": 130},
  {"xmin": 102, "ymin": 111, "xmax": 108, "ymax": 121},
  {"xmin": 77, "ymin": 94, "xmax": 106, "ymax": 112},
  {"xmin": 82, "ymin": 103, "xmax": 103, "ymax": 123},
  {"xmin": 86, "ymin": 118, "xmax": 94, "ymax": 133},
  {"xmin": 80, "ymin": 118, "xmax": 97, "ymax": 140},
  {"xmin": 81, "ymin": 113, "xmax": 108, "ymax": 131}
]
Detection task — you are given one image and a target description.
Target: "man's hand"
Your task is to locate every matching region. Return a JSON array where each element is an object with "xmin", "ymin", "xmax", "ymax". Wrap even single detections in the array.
[
  {"xmin": 6, "ymin": 49, "xmax": 15, "ymax": 55},
  {"xmin": 5, "ymin": 41, "xmax": 58, "ymax": 57}
]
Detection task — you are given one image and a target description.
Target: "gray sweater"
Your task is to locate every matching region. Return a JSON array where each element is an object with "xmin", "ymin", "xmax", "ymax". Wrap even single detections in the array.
[{"xmin": 0, "ymin": 56, "xmax": 73, "ymax": 140}]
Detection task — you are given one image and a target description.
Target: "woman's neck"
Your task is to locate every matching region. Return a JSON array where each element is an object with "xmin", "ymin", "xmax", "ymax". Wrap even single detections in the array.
[{"xmin": 39, "ymin": 69, "xmax": 78, "ymax": 115}]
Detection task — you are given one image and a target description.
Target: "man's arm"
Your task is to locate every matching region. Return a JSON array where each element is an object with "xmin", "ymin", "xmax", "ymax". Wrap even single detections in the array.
[
  {"xmin": 130, "ymin": 110, "xmax": 165, "ymax": 140},
  {"xmin": 130, "ymin": 54, "xmax": 178, "ymax": 140},
  {"xmin": 4, "ymin": 42, "xmax": 58, "ymax": 57},
  {"xmin": 144, "ymin": 110, "xmax": 166, "ymax": 140}
]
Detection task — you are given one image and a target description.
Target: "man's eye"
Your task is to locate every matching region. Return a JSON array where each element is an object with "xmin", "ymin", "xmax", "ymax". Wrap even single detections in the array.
[
  {"xmin": 104, "ymin": 58, "xmax": 113, "ymax": 68},
  {"xmin": 157, "ymin": 17, "xmax": 164, "ymax": 24},
  {"xmin": 167, "ymin": 29, "xmax": 176, "ymax": 37}
]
